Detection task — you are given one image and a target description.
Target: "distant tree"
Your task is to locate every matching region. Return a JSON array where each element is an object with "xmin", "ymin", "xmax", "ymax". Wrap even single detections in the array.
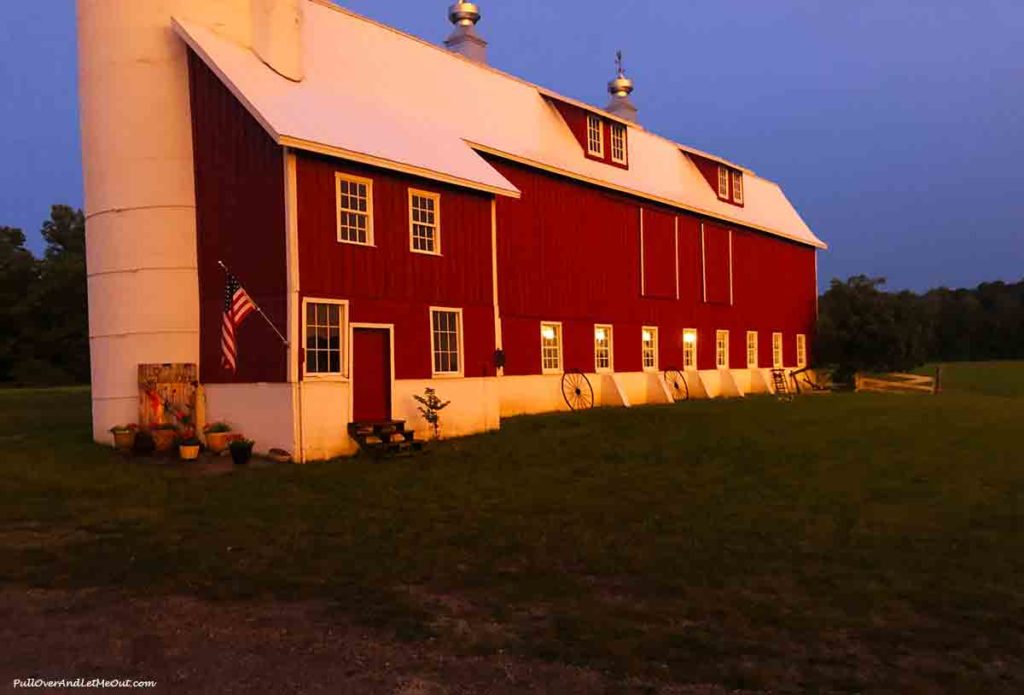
[{"xmin": 0, "ymin": 227, "xmax": 38, "ymax": 381}]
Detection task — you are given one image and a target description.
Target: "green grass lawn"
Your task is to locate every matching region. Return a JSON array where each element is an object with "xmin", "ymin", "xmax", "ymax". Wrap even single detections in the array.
[{"xmin": 1, "ymin": 366, "xmax": 1023, "ymax": 691}]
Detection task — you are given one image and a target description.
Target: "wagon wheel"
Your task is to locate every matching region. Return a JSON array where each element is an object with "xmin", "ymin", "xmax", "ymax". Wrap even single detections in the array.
[
  {"xmin": 561, "ymin": 369, "xmax": 595, "ymax": 411},
  {"xmin": 663, "ymin": 369, "xmax": 689, "ymax": 401}
]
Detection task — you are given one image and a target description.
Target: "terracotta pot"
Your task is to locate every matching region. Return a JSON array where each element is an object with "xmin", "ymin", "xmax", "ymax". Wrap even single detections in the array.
[
  {"xmin": 151, "ymin": 429, "xmax": 177, "ymax": 453},
  {"xmin": 112, "ymin": 431, "xmax": 135, "ymax": 452},
  {"xmin": 179, "ymin": 444, "xmax": 201, "ymax": 461},
  {"xmin": 205, "ymin": 431, "xmax": 231, "ymax": 455}
]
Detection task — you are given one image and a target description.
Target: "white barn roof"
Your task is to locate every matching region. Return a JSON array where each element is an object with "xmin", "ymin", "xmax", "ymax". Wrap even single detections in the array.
[{"xmin": 174, "ymin": 0, "xmax": 825, "ymax": 249}]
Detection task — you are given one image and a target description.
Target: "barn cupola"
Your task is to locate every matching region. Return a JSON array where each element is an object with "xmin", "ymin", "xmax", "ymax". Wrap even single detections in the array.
[
  {"xmin": 444, "ymin": 2, "xmax": 488, "ymax": 64},
  {"xmin": 606, "ymin": 51, "xmax": 638, "ymax": 123}
]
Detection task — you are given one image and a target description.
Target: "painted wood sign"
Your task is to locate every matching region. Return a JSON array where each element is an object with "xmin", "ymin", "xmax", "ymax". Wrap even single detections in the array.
[{"xmin": 138, "ymin": 363, "xmax": 199, "ymax": 431}]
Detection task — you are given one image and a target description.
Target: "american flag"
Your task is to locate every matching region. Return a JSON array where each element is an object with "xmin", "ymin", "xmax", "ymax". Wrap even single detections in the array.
[{"xmin": 221, "ymin": 272, "xmax": 256, "ymax": 373}]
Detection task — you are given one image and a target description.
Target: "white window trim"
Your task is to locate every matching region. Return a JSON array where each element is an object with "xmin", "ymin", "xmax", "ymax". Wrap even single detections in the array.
[
  {"xmin": 610, "ymin": 123, "xmax": 627, "ymax": 164},
  {"xmin": 594, "ymin": 323, "xmax": 614, "ymax": 373},
  {"xmin": 335, "ymin": 172, "xmax": 374, "ymax": 246},
  {"xmin": 797, "ymin": 334, "xmax": 807, "ymax": 368},
  {"xmin": 772, "ymin": 332, "xmax": 784, "ymax": 369},
  {"xmin": 408, "ymin": 188, "xmax": 442, "ymax": 256},
  {"xmin": 732, "ymin": 171, "xmax": 744, "ymax": 205},
  {"xmin": 429, "ymin": 306, "xmax": 464, "ymax": 378},
  {"xmin": 717, "ymin": 166, "xmax": 730, "ymax": 199},
  {"xmin": 540, "ymin": 321, "xmax": 563, "ymax": 375},
  {"xmin": 587, "ymin": 114, "xmax": 605, "ymax": 157},
  {"xmin": 683, "ymin": 328, "xmax": 698, "ymax": 370},
  {"xmin": 716, "ymin": 330, "xmax": 730, "ymax": 369},
  {"xmin": 302, "ymin": 297, "xmax": 350, "ymax": 381},
  {"xmin": 642, "ymin": 326, "xmax": 659, "ymax": 372},
  {"xmin": 746, "ymin": 331, "xmax": 759, "ymax": 369}
]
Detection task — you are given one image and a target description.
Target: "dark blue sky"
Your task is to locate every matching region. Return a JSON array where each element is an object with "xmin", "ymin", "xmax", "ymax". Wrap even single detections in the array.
[{"xmin": 1, "ymin": 1, "xmax": 1020, "ymax": 291}]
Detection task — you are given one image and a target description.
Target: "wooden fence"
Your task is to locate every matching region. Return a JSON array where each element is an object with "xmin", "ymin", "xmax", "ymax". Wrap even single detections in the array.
[{"xmin": 855, "ymin": 367, "xmax": 942, "ymax": 395}]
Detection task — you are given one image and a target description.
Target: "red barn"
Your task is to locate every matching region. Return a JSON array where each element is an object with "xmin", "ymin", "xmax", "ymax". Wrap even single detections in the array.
[{"xmin": 78, "ymin": 0, "xmax": 825, "ymax": 460}]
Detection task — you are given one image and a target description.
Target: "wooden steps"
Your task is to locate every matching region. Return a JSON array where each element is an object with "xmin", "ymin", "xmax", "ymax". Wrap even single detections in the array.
[{"xmin": 347, "ymin": 420, "xmax": 424, "ymax": 459}]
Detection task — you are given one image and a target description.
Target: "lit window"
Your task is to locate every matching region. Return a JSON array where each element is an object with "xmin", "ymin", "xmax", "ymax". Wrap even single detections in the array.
[
  {"xmin": 304, "ymin": 300, "xmax": 345, "ymax": 376},
  {"xmin": 772, "ymin": 332, "xmax": 784, "ymax": 368},
  {"xmin": 732, "ymin": 171, "xmax": 744, "ymax": 205},
  {"xmin": 594, "ymin": 324, "xmax": 613, "ymax": 372},
  {"xmin": 797, "ymin": 334, "xmax": 807, "ymax": 368},
  {"xmin": 683, "ymin": 329, "xmax": 697, "ymax": 369},
  {"xmin": 541, "ymin": 322, "xmax": 562, "ymax": 373},
  {"xmin": 409, "ymin": 189, "xmax": 440, "ymax": 255},
  {"xmin": 717, "ymin": 166, "xmax": 730, "ymax": 199},
  {"xmin": 716, "ymin": 330, "xmax": 729, "ymax": 369},
  {"xmin": 587, "ymin": 114, "xmax": 605, "ymax": 157},
  {"xmin": 642, "ymin": 326, "xmax": 658, "ymax": 371},
  {"xmin": 431, "ymin": 308, "xmax": 462, "ymax": 376},
  {"xmin": 610, "ymin": 122, "xmax": 627, "ymax": 164},
  {"xmin": 336, "ymin": 173, "xmax": 373, "ymax": 245},
  {"xmin": 746, "ymin": 331, "xmax": 758, "ymax": 369}
]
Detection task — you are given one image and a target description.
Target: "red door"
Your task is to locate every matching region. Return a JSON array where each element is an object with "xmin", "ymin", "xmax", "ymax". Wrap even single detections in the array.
[{"xmin": 352, "ymin": 328, "xmax": 392, "ymax": 422}]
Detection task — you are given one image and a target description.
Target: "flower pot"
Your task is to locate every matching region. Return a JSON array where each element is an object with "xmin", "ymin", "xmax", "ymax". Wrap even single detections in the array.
[
  {"xmin": 205, "ymin": 431, "xmax": 231, "ymax": 455},
  {"xmin": 151, "ymin": 429, "xmax": 177, "ymax": 453},
  {"xmin": 230, "ymin": 445, "xmax": 253, "ymax": 466},
  {"xmin": 112, "ymin": 431, "xmax": 135, "ymax": 452},
  {"xmin": 179, "ymin": 444, "xmax": 201, "ymax": 461}
]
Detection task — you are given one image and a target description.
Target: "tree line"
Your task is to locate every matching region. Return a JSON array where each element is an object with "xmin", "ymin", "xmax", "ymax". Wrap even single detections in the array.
[
  {"xmin": 816, "ymin": 275, "xmax": 1024, "ymax": 380},
  {"xmin": 1, "ymin": 206, "xmax": 88, "ymax": 385},
  {"xmin": 0, "ymin": 205, "xmax": 1020, "ymax": 386}
]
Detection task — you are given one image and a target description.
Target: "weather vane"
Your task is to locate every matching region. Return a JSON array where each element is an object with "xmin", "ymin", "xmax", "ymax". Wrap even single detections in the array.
[{"xmin": 615, "ymin": 50, "xmax": 625, "ymax": 77}]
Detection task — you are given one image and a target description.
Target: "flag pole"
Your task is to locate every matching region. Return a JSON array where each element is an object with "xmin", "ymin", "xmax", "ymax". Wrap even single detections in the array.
[{"xmin": 218, "ymin": 260, "xmax": 290, "ymax": 347}]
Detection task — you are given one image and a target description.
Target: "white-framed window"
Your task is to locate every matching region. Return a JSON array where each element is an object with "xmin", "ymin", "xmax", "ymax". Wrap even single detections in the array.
[
  {"xmin": 594, "ymin": 324, "xmax": 613, "ymax": 372},
  {"xmin": 303, "ymin": 298, "xmax": 347, "ymax": 377},
  {"xmin": 642, "ymin": 326, "xmax": 658, "ymax": 371},
  {"xmin": 409, "ymin": 189, "xmax": 441, "ymax": 255},
  {"xmin": 796, "ymin": 334, "xmax": 807, "ymax": 368},
  {"xmin": 540, "ymin": 322, "xmax": 563, "ymax": 374},
  {"xmin": 772, "ymin": 332, "xmax": 784, "ymax": 368},
  {"xmin": 716, "ymin": 330, "xmax": 729, "ymax": 369},
  {"xmin": 717, "ymin": 166, "xmax": 730, "ymax": 199},
  {"xmin": 587, "ymin": 114, "xmax": 604, "ymax": 157},
  {"xmin": 610, "ymin": 122, "xmax": 627, "ymax": 164},
  {"xmin": 746, "ymin": 331, "xmax": 758, "ymax": 369},
  {"xmin": 336, "ymin": 173, "xmax": 373, "ymax": 245},
  {"xmin": 683, "ymin": 329, "xmax": 698, "ymax": 369},
  {"xmin": 430, "ymin": 307, "xmax": 463, "ymax": 377},
  {"xmin": 732, "ymin": 171, "xmax": 744, "ymax": 205}
]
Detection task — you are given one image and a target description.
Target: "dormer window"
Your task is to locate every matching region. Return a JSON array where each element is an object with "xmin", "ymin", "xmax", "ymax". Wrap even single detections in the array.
[
  {"xmin": 717, "ymin": 166, "xmax": 730, "ymax": 199},
  {"xmin": 587, "ymin": 114, "xmax": 604, "ymax": 157},
  {"xmin": 732, "ymin": 171, "xmax": 744, "ymax": 205},
  {"xmin": 610, "ymin": 122, "xmax": 627, "ymax": 164}
]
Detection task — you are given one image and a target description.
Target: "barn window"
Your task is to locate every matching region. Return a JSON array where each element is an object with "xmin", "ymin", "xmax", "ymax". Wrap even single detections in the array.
[
  {"xmin": 303, "ymin": 299, "xmax": 346, "ymax": 377},
  {"xmin": 642, "ymin": 327, "xmax": 658, "ymax": 371},
  {"xmin": 587, "ymin": 114, "xmax": 604, "ymax": 157},
  {"xmin": 797, "ymin": 334, "xmax": 807, "ymax": 368},
  {"xmin": 610, "ymin": 122, "xmax": 627, "ymax": 164},
  {"xmin": 716, "ymin": 330, "xmax": 729, "ymax": 369},
  {"xmin": 732, "ymin": 171, "xmax": 744, "ymax": 205},
  {"xmin": 430, "ymin": 308, "xmax": 463, "ymax": 377},
  {"xmin": 540, "ymin": 322, "xmax": 563, "ymax": 373},
  {"xmin": 409, "ymin": 189, "xmax": 441, "ymax": 255},
  {"xmin": 683, "ymin": 329, "xmax": 697, "ymax": 369},
  {"xmin": 772, "ymin": 332, "xmax": 784, "ymax": 368},
  {"xmin": 336, "ymin": 173, "xmax": 373, "ymax": 245},
  {"xmin": 594, "ymin": 324, "xmax": 613, "ymax": 372},
  {"xmin": 746, "ymin": 331, "xmax": 758, "ymax": 368},
  {"xmin": 717, "ymin": 166, "xmax": 730, "ymax": 199}
]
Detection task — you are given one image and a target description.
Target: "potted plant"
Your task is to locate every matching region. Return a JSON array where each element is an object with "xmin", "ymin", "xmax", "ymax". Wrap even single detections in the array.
[
  {"xmin": 179, "ymin": 436, "xmax": 202, "ymax": 461},
  {"xmin": 133, "ymin": 430, "xmax": 156, "ymax": 456},
  {"xmin": 229, "ymin": 438, "xmax": 254, "ymax": 466},
  {"xmin": 151, "ymin": 423, "xmax": 178, "ymax": 453},
  {"xmin": 109, "ymin": 424, "xmax": 137, "ymax": 452},
  {"xmin": 203, "ymin": 422, "xmax": 233, "ymax": 455}
]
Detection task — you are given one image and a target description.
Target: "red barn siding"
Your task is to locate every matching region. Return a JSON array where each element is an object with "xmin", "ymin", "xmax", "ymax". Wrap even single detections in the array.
[
  {"xmin": 641, "ymin": 207, "xmax": 676, "ymax": 299},
  {"xmin": 188, "ymin": 51, "xmax": 287, "ymax": 384},
  {"xmin": 489, "ymin": 156, "xmax": 817, "ymax": 374},
  {"xmin": 702, "ymin": 223, "xmax": 732, "ymax": 305},
  {"xmin": 295, "ymin": 153, "xmax": 496, "ymax": 380}
]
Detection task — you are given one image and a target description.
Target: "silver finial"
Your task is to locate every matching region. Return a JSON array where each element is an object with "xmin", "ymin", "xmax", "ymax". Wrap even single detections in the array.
[
  {"xmin": 608, "ymin": 50, "xmax": 634, "ymax": 97},
  {"xmin": 449, "ymin": 2, "xmax": 481, "ymax": 27}
]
